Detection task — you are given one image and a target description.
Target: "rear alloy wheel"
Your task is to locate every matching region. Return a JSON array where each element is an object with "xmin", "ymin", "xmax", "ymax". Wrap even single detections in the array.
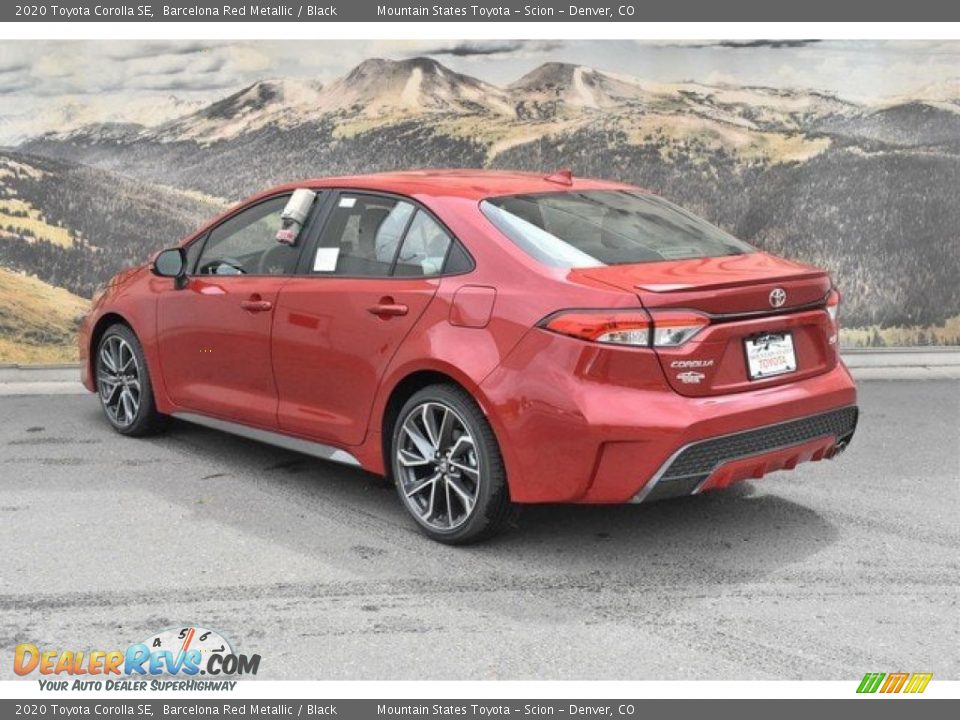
[
  {"xmin": 392, "ymin": 384, "xmax": 513, "ymax": 544},
  {"xmin": 96, "ymin": 324, "xmax": 166, "ymax": 436}
]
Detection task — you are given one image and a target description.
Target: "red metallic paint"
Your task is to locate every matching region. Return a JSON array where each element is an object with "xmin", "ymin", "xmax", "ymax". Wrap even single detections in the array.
[
  {"xmin": 79, "ymin": 170, "xmax": 857, "ymax": 505},
  {"xmin": 695, "ymin": 436, "xmax": 837, "ymax": 494},
  {"xmin": 449, "ymin": 285, "xmax": 497, "ymax": 329}
]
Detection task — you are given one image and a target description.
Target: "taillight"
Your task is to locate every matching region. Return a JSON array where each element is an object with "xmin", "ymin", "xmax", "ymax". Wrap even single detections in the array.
[
  {"xmin": 541, "ymin": 310, "xmax": 652, "ymax": 347},
  {"xmin": 826, "ymin": 289, "xmax": 841, "ymax": 327},
  {"xmin": 540, "ymin": 309, "xmax": 709, "ymax": 348},
  {"xmin": 649, "ymin": 310, "xmax": 710, "ymax": 347}
]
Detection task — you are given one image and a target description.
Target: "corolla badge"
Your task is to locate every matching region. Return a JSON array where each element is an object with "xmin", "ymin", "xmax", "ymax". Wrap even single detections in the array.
[
  {"xmin": 676, "ymin": 371, "xmax": 706, "ymax": 384},
  {"xmin": 769, "ymin": 288, "xmax": 787, "ymax": 308}
]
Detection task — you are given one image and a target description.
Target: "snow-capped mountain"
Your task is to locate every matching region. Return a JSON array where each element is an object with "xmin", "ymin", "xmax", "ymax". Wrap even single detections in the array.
[
  {"xmin": 3, "ymin": 94, "xmax": 207, "ymax": 146},
  {"xmin": 883, "ymin": 77, "xmax": 960, "ymax": 111},
  {"xmin": 507, "ymin": 61, "xmax": 857, "ymax": 129},
  {"xmin": 318, "ymin": 57, "xmax": 514, "ymax": 117},
  {"xmin": 144, "ymin": 57, "xmax": 514, "ymax": 145},
  {"xmin": 29, "ymin": 58, "xmax": 865, "ymax": 149},
  {"xmin": 508, "ymin": 62, "xmax": 661, "ymax": 109},
  {"xmin": 150, "ymin": 78, "xmax": 326, "ymax": 144}
]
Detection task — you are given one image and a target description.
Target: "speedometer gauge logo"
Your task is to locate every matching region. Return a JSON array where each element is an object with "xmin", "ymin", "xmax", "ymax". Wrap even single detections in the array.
[{"xmin": 145, "ymin": 626, "xmax": 234, "ymax": 668}]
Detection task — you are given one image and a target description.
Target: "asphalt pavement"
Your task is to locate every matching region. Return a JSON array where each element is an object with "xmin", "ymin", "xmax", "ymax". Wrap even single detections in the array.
[{"xmin": 0, "ymin": 379, "xmax": 957, "ymax": 680}]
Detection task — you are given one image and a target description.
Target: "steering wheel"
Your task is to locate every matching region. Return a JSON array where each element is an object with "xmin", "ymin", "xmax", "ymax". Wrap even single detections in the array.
[
  {"xmin": 199, "ymin": 257, "xmax": 246, "ymax": 275},
  {"xmin": 257, "ymin": 244, "xmax": 293, "ymax": 275}
]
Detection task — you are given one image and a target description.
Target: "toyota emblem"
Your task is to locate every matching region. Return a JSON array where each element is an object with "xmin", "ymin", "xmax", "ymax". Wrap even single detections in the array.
[{"xmin": 769, "ymin": 288, "xmax": 787, "ymax": 308}]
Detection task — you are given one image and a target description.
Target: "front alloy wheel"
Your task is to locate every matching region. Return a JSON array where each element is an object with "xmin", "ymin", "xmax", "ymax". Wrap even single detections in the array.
[
  {"xmin": 98, "ymin": 335, "xmax": 141, "ymax": 428},
  {"xmin": 95, "ymin": 324, "xmax": 166, "ymax": 437},
  {"xmin": 392, "ymin": 384, "xmax": 513, "ymax": 544}
]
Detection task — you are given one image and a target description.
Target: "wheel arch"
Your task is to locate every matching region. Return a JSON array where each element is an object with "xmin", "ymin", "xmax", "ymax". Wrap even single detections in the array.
[
  {"xmin": 376, "ymin": 365, "xmax": 514, "ymax": 492},
  {"xmin": 380, "ymin": 369, "xmax": 469, "ymax": 481}
]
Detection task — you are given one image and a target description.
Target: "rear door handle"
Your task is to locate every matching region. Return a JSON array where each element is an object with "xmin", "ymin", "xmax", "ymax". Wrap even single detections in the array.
[
  {"xmin": 367, "ymin": 301, "xmax": 408, "ymax": 318},
  {"xmin": 240, "ymin": 299, "xmax": 273, "ymax": 313}
]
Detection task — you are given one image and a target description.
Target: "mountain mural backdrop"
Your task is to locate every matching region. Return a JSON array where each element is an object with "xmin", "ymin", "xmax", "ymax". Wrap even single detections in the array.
[{"xmin": 2, "ymin": 55, "xmax": 960, "ymax": 361}]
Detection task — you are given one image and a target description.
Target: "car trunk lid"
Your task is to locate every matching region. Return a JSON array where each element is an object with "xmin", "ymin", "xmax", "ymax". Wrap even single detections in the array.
[{"xmin": 571, "ymin": 253, "xmax": 839, "ymax": 396}]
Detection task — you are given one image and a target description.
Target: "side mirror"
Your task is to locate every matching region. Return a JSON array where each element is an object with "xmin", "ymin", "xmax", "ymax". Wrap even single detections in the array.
[{"xmin": 152, "ymin": 248, "xmax": 187, "ymax": 287}]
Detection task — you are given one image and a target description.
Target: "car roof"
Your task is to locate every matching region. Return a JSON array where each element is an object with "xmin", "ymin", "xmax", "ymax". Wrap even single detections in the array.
[{"xmin": 262, "ymin": 169, "xmax": 639, "ymax": 202}]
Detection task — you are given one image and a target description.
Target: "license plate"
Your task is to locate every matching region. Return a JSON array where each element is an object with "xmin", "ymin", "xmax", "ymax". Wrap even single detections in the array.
[{"xmin": 745, "ymin": 332, "xmax": 797, "ymax": 380}]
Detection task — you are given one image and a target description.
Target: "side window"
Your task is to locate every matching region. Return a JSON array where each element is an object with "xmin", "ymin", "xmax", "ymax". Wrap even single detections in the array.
[
  {"xmin": 314, "ymin": 194, "xmax": 415, "ymax": 277},
  {"xmin": 442, "ymin": 241, "xmax": 473, "ymax": 274},
  {"xmin": 195, "ymin": 195, "xmax": 299, "ymax": 276},
  {"xmin": 393, "ymin": 211, "xmax": 453, "ymax": 277}
]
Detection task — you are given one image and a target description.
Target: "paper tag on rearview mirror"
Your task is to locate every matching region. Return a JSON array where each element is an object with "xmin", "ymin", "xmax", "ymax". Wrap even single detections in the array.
[
  {"xmin": 275, "ymin": 228, "xmax": 297, "ymax": 245},
  {"xmin": 313, "ymin": 247, "xmax": 340, "ymax": 272}
]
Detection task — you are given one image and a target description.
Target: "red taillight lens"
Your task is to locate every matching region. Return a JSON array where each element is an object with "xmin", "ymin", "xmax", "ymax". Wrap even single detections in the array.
[
  {"xmin": 649, "ymin": 310, "xmax": 710, "ymax": 347},
  {"xmin": 541, "ymin": 309, "xmax": 710, "ymax": 348},
  {"xmin": 826, "ymin": 289, "xmax": 841, "ymax": 327},
  {"xmin": 541, "ymin": 310, "xmax": 652, "ymax": 347}
]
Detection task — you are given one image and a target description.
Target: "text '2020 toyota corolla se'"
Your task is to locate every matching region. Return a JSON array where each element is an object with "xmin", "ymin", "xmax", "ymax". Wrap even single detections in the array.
[{"xmin": 80, "ymin": 170, "xmax": 858, "ymax": 543}]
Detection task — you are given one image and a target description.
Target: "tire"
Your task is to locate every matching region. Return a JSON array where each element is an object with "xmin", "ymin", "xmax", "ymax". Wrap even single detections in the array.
[
  {"xmin": 95, "ymin": 324, "xmax": 167, "ymax": 437},
  {"xmin": 391, "ymin": 384, "xmax": 514, "ymax": 544}
]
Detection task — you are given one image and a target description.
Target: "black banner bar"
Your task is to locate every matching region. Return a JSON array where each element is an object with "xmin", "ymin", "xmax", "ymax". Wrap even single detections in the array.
[
  {"xmin": 0, "ymin": 699, "xmax": 957, "ymax": 720},
  {"xmin": 3, "ymin": 0, "xmax": 960, "ymax": 22}
]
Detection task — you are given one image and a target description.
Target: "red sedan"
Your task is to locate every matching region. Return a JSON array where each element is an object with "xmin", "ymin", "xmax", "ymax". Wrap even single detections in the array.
[{"xmin": 79, "ymin": 170, "xmax": 858, "ymax": 543}]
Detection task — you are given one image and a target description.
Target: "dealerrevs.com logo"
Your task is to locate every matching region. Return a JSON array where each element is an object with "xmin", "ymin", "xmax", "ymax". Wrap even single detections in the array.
[{"xmin": 14, "ymin": 626, "xmax": 260, "ymax": 691}]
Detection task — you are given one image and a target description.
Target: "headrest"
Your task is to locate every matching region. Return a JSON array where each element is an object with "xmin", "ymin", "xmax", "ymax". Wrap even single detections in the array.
[{"xmin": 357, "ymin": 207, "xmax": 392, "ymax": 255}]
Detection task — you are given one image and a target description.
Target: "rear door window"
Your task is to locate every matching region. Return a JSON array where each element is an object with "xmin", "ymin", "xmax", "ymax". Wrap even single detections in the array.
[
  {"xmin": 313, "ymin": 194, "xmax": 415, "ymax": 277},
  {"xmin": 311, "ymin": 193, "xmax": 465, "ymax": 278},
  {"xmin": 393, "ymin": 211, "xmax": 453, "ymax": 277}
]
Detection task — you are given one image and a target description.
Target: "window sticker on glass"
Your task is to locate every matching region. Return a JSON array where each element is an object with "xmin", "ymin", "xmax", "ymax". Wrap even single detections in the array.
[
  {"xmin": 338, "ymin": 197, "xmax": 357, "ymax": 208},
  {"xmin": 313, "ymin": 247, "xmax": 340, "ymax": 272}
]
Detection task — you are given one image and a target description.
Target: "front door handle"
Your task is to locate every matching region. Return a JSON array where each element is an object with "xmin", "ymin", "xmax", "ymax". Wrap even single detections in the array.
[
  {"xmin": 367, "ymin": 300, "xmax": 409, "ymax": 318},
  {"xmin": 240, "ymin": 299, "xmax": 273, "ymax": 313}
]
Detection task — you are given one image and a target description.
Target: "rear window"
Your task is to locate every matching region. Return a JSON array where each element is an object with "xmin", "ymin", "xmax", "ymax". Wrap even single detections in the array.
[{"xmin": 481, "ymin": 190, "xmax": 754, "ymax": 268}]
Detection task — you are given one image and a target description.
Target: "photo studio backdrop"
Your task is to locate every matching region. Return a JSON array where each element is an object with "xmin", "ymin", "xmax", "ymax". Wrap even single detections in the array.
[{"xmin": 1, "ymin": 39, "xmax": 958, "ymax": 362}]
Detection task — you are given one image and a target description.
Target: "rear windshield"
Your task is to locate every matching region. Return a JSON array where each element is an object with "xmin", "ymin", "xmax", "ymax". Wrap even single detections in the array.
[{"xmin": 481, "ymin": 190, "xmax": 755, "ymax": 268}]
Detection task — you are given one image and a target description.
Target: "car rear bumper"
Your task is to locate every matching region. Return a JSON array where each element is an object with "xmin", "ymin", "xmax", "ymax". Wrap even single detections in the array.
[
  {"xmin": 479, "ymin": 329, "xmax": 858, "ymax": 504},
  {"xmin": 629, "ymin": 405, "xmax": 858, "ymax": 503}
]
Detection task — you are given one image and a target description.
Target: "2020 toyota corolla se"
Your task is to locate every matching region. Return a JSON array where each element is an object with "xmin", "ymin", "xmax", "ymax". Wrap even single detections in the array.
[{"xmin": 79, "ymin": 169, "xmax": 858, "ymax": 544}]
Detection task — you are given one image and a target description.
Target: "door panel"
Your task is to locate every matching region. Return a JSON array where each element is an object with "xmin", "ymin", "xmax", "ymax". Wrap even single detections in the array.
[
  {"xmin": 272, "ymin": 277, "xmax": 439, "ymax": 446},
  {"xmin": 156, "ymin": 276, "xmax": 289, "ymax": 428},
  {"xmin": 155, "ymin": 192, "xmax": 316, "ymax": 428}
]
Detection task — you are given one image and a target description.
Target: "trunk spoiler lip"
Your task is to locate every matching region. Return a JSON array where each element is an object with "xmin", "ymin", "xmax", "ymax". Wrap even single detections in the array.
[
  {"xmin": 662, "ymin": 291, "xmax": 832, "ymax": 323},
  {"xmin": 633, "ymin": 268, "xmax": 827, "ymax": 294}
]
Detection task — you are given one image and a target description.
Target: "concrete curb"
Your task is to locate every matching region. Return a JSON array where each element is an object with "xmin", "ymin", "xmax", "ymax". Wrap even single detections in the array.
[
  {"xmin": 841, "ymin": 348, "xmax": 960, "ymax": 368},
  {"xmin": 1, "ymin": 351, "xmax": 958, "ymax": 396}
]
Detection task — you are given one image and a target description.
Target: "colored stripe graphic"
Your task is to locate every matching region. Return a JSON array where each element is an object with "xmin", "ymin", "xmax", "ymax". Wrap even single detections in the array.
[
  {"xmin": 857, "ymin": 672, "xmax": 932, "ymax": 694},
  {"xmin": 904, "ymin": 673, "xmax": 933, "ymax": 694},
  {"xmin": 881, "ymin": 672, "xmax": 909, "ymax": 693},
  {"xmin": 857, "ymin": 673, "xmax": 885, "ymax": 693}
]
